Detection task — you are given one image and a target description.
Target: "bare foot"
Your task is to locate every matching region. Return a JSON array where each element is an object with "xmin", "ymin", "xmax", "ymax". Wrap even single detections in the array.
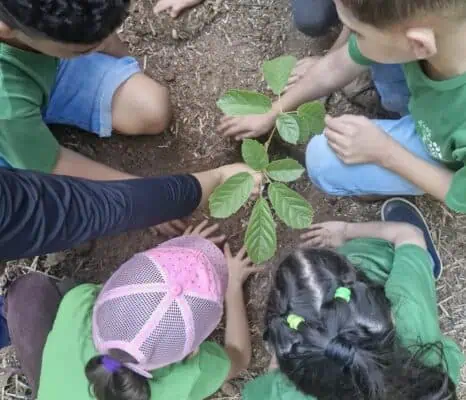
[{"xmin": 153, "ymin": 0, "xmax": 203, "ymax": 18}]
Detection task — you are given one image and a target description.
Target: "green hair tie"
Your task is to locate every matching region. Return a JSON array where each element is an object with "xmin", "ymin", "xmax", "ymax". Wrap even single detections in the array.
[
  {"xmin": 334, "ymin": 287, "xmax": 351, "ymax": 303},
  {"xmin": 287, "ymin": 314, "xmax": 305, "ymax": 330}
]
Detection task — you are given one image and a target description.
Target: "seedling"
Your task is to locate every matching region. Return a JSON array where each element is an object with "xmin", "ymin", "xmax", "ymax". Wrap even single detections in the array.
[{"xmin": 210, "ymin": 56, "xmax": 325, "ymax": 263}]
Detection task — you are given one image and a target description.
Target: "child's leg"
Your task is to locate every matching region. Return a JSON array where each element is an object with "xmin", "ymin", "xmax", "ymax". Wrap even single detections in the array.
[
  {"xmin": 43, "ymin": 53, "xmax": 171, "ymax": 138},
  {"xmin": 305, "ymin": 115, "xmax": 442, "ymax": 196},
  {"xmin": 291, "ymin": 0, "xmax": 339, "ymax": 37},
  {"xmin": 4, "ymin": 273, "xmax": 63, "ymax": 397}
]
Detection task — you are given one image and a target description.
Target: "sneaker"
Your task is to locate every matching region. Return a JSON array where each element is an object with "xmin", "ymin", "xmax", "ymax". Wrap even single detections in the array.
[{"xmin": 381, "ymin": 197, "xmax": 442, "ymax": 280}]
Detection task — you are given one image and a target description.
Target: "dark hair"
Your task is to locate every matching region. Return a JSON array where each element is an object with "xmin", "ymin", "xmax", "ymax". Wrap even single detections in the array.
[
  {"xmin": 339, "ymin": 0, "xmax": 466, "ymax": 27},
  {"xmin": 0, "ymin": 0, "xmax": 130, "ymax": 43},
  {"xmin": 265, "ymin": 248, "xmax": 457, "ymax": 400},
  {"xmin": 85, "ymin": 350, "xmax": 151, "ymax": 400}
]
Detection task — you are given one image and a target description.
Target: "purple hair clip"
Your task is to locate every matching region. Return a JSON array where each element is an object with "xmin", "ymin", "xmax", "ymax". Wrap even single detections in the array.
[{"xmin": 102, "ymin": 356, "xmax": 122, "ymax": 373}]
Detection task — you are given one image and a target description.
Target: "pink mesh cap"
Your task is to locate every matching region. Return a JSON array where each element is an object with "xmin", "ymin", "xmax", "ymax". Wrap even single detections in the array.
[{"xmin": 92, "ymin": 236, "xmax": 228, "ymax": 378}]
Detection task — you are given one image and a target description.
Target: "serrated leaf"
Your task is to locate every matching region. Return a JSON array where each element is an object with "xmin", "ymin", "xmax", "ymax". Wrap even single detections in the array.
[
  {"xmin": 276, "ymin": 113, "xmax": 300, "ymax": 144},
  {"xmin": 263, "ymin": 56, "xmax": 297, "ymax": 96},
  {"xmin": 245, "ymin": 198, "xmax": 277, "ymax": 263},
  {"xmin": 290, "ymin": 115, "xmax": 312, "ymax": 144},
  {"xmin": 266, "ymin": 159, "xmax": 305, "ymax": 182},
  {"xmin": 209, "ymin": 172, "xmax": 254, "ymax": 218},
  {"xmin": 297, "ymin": 101, "xmax": 326, "ymax": 133},
  {"xmin": 268, "ymin": 183, "xmax": 314, "ymax": 229},
  {"xmin": 217, "ymin": 90, "xmax": 272, "ymax": 116},
  {"xmin": 242, "ymin": 139, "xmax": 269, "ymax": 171}
]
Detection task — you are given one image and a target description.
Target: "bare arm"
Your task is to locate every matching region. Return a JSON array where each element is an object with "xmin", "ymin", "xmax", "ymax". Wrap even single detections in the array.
[
  {"xmin": 382, "ymin": 140, "xmax": 453, "ymax": 203},
  {"xmin": 275, "ymin": 45, "xmax": 368, "ymax": 114},
  {"xmin": 53, "ymin": 146, "xmax": 136, "ymax": 180},
  {"xmin": 345, "ymin": 222, "xmax": 427, "ymax": 249},
  {"xmin": 99, "ymin": 33, "xmax": 130, "ymax": 58}
]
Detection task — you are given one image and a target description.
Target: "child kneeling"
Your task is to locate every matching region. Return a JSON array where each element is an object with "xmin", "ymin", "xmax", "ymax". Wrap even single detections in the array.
[
  {"xmin": 244, "ymin": 199, "xmax": 464, "ymax": 399},
  {"xmin": 5, "ymin": 221, "xmax": 260, "ymax": 400}
]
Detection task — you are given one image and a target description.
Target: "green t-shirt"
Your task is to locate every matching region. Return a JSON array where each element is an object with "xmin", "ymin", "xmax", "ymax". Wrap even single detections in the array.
[
  {"xmin": 0, "ymin": 43, "xmax": 60, "ymax": 172},
  {"xmin": 243, "ymin": 239, "xmax": 465, "ymax": 400},
  {"xmin": 348, "ymin": 35, "xmax": 466, "ymax": 213},
  {"xmin": 37, "ymin": 284, "xmax": 231, "ymax": 400}
]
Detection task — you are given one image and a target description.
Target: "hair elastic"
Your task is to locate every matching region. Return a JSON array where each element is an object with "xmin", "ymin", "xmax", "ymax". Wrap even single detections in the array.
[
  {"xmin": 287, "ymin": 314, "xmax": 305, "ymax": 330},
  {"xmin": 102, "ymin": 356, "xmax": 122, "ymax": 373},
  {"xmin": 334, "ymin": 287, "xmax": 351, "ymax": 303}
]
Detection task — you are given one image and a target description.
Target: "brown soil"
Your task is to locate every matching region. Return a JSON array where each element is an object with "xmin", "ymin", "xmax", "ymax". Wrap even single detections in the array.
[{"xmin": 3, "ymin": 0, "xmax": 466, "ymax": 398}]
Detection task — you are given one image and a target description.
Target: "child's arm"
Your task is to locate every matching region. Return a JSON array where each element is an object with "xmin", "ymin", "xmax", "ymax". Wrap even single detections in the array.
[
  {"xmin": 217, "ymin": 45, "xmax": 368, "ymax": 140},
  {"xmin": 223, "ymin": 245, "xmax": 264, "ymax": 380},
  {"xmin": 301, "ymin": 221, "xmax": 427, "ymax": 249},
  {"xmin": 53, "ymin": 146, "xmax": 136, "ymax": 180},
  {"xmin": 99, "ymin": 33, "xmax": 130, "ymax": 58}
]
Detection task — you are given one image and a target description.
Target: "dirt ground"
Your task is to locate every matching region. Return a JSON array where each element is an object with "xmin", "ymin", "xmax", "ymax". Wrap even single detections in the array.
[{"xmin": 2, "ymin": 0, "xmax": 466, "ymax": 398}]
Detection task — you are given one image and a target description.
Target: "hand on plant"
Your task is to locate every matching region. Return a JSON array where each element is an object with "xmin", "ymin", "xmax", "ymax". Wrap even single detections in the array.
[
  {"xmin": 284, "ymin": 56, "xmax": 322, "ymax": 93},
  {"xmin": 216, "ymin": 112, "xmax": 277, "ymax": 141},
  {"xmin": 153, "ymin": 219, "xmax": 188, "ymax": 237},
  {"xmin": 153, "ymin": 0, "xmax": 203, "ymax": 18},
  {"xmin": 216, "ymin": 163, "xmax": 263, "ymax": 195},
  {"xmin": 324, "ymin": 115, "xmax": 393, "ymax": 165},
  {"xmin": 300, "ymin": 221, "xmax": 348, "ymax": 248},
  {"xmin": 224, "ymin": 243, "xmax": 264, "ymax": 291},
  {"xmin": 183, "ymin": 220, "xmax": 226, "ymax": 244}
]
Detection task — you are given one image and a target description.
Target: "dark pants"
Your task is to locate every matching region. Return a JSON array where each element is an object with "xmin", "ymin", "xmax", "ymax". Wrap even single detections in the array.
[
  {"xmin": 292, "ymin": 0, "xmax": 339, "ymax": 37},
  {"xmin": 4, "ymin": 274, "xmax": 71, "ymax": 398}
]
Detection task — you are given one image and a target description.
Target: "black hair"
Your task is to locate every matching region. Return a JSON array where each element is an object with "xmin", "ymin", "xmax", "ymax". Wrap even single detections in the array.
[
  {"xmin": 0, "ymin": 0, "xmax": 130, "ymax": 44},
  {"xmin": 85, "ymin": 350, "xmax": 151, "ymax": 400},
  {"xmin": 265, "ymin": 248, "xmax": 457, "ymax": 400}
]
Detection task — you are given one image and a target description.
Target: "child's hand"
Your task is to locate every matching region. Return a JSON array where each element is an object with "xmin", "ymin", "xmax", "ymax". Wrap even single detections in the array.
[
  {"xmin": 300, "ymin": 221, "xmax": 348, "ymax": 248},
  {"xmin": 216, "ymin": 112, "xmax": 277, "ymax": 141},
  {"xmin": 153, "ymin": 0, "xmax": 203, "ymax": 18},
  {"xmin": 324, "ymin": 115, "xmax": 393, "ymax": 165},
  {"xmin": 216, "ymin": 163, "xmax": 263, "ymax": 196},
  {"xmin": 225, "ymin": 244, "xmax": 264, "ymax": 291},
  {"xmin": 154, "ymin": 219, "xmax": 188, "ymax": 237},
  {"xmin": 183, "ymin": 220, "xmax": 226, "ymax": 244},
  {"xmin": 284, "ymin": 56, "xmax": 322, "ymax": 93}
]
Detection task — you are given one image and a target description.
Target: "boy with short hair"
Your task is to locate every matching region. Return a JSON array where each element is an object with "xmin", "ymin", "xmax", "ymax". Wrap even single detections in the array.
[
  {"xmin": 218, "ymin": 0, "xmax": 466, "ymax": 213},
  {"xmin": 0, "ymin": 0, "xmax": 171, "ymax": 180}
]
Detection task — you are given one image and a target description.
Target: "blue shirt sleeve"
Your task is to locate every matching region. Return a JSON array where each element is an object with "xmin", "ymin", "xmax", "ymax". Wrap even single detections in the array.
[{"xmin": 0, "ymin": 169, "xmax": 201, "ymax": 260}]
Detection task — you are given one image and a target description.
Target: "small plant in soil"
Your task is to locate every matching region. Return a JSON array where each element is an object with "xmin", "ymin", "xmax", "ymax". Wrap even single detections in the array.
[{"xmin": 210, "ymin": 56, "xmax": 325, "ymax": 263}]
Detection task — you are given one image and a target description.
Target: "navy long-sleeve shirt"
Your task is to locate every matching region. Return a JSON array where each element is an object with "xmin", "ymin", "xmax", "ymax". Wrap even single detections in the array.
[{"xmin": 0, "ymin": 169, "xmax": 202, "ymax": 260}]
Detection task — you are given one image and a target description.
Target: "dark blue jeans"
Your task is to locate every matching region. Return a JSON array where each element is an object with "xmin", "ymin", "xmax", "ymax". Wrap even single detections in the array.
[
  {"xmin": 291, "ymin": 0, "xmax": 339, "ymax": 37},
  {"xmin": 0, "ymin": 296, "xmax": 10, "ymax": 348}
]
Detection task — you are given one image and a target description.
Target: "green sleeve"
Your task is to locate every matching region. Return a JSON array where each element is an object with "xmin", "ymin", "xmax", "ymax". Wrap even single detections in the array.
[
  {"xmin": 243, "ymin": 371, "xmax": 316, "ymax": 400},
  {"xmin": 189, "ymin": 341, "xmax": 231, "ymax": 399},
  {"xmin": 385, "ymin": 245, "xmax": 464, "ymax": 384},
  {"xmin": 348, "ymin": 34, "xmax": 374, "ymax": 66},
  {"xmin": 446, "ymin": 166, "xmax": 466, "ymax": 213},
  {"xmin": 0, "ymin": 62, "xmax": 59, "ymax": 172}
]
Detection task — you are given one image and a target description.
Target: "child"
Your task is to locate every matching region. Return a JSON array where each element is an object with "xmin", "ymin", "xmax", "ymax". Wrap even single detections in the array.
[
  {"xmin": 243, "ymin": 198, "xmax": 465, "ymax": 399},
  {"xmin": 4, "ymin": 221, "xmax": 262, "ymax": 399},
  {"xmin": 218, "ymin": 0, "xmax": 466, "ymax": 213},
  {"xmin": 0, "ymin": 0, "xmax": 170, "ymax": 180}
]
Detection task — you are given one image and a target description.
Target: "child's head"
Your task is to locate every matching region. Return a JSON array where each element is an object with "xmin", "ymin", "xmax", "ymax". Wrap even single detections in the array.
[
  {"xmin": 0, "ymin": 0, "xmax": 130, "ymax": 57},
  {"xmin": 335, "ymin": 0, "xmax": 466, "ymax": 63},
  {"xmin": 86, "ymin": 236, "xmax": 228, "ymax": 400},
  {"xmin": 265, "ymin": 248, "xmax": 456, "ymax": 400}
]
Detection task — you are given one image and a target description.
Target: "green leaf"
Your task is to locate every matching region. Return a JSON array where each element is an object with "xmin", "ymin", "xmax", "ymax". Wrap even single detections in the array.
[
  {"xmin": 297, "ymin": 101, "xmax": 326, "ymax": 134},
  {"xmin": 289, "ymin": 115, "xmax": 311, "ymax": 144},
  {"xmin": 266, "ymin": 159, "xmax": 305, "ymax": 182},
  {"xmin": 245, "ymin": 198, "xmax": 277, "ymax": 263},
  {"xmin": 217, "ymin": 89, "xmax": 272, "ymax": 116},
  {"xmin": 209, "ymin": 172, "xmax": 254, "ymax": 218},
  {"xmin": 241, "ymin": 139, "xmax": 269, "ymax": 171},
  {"xmin": 263, "ymin": 55, "xmax": 297, "ymax": 96},
  {"xmin": 276, "ymin": 113, "xmax": 300, "ymax": 144},
  {"xmin": 268, "ymin": 183, "xmax": 314, "ymax": 229}
]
